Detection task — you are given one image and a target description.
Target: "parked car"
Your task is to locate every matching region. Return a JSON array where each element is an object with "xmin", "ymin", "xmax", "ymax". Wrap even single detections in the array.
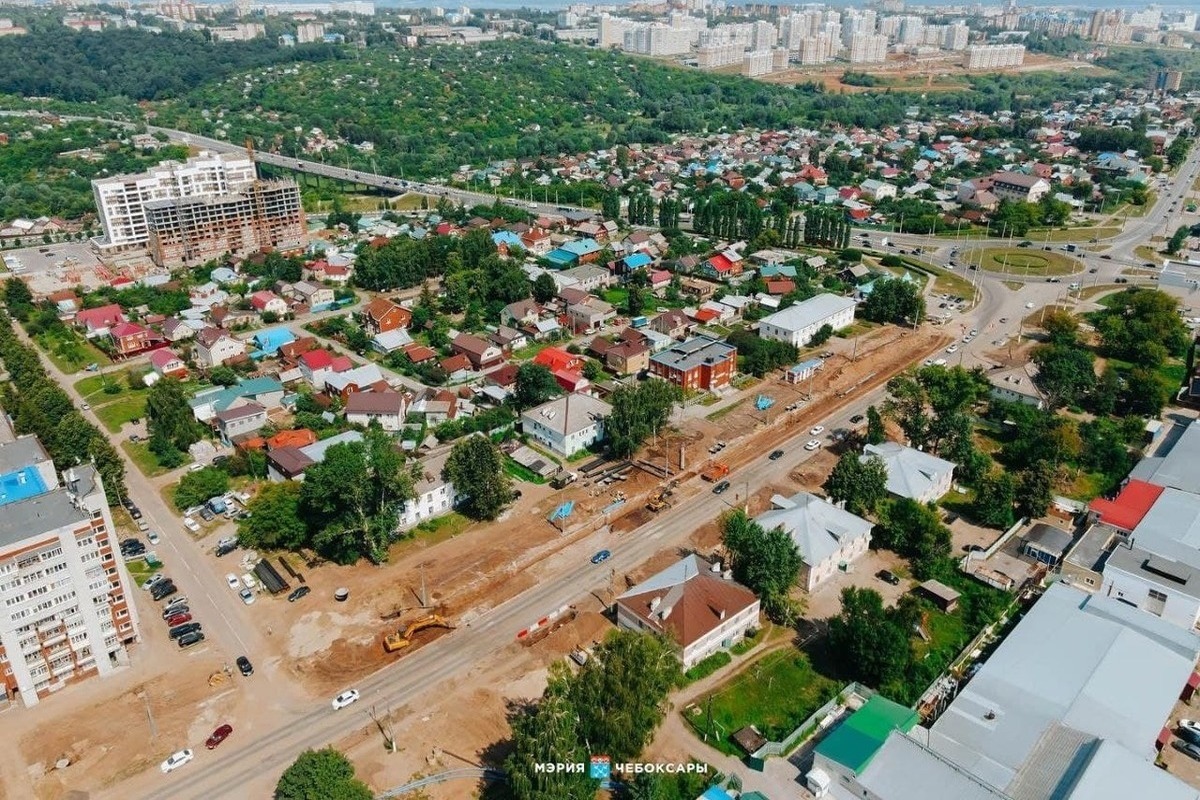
[
  {"xmin": 183, "ymin": 517, "xmax": 200, "ymax": 532},
  {"xmin": 215, "ymin": 541, "xmax": 237, "ymax": 557},
  {"xmin": 877, "ymin": 570, "xmax": 902, "ymax": 585},
  {"xmin": 1178, "ymin": 725, "xmax": 1200, "ymax": 748},
  {"xmin": 945, "ymin": 344, "xmax": 958, "ymax": 354},
  {"xmin": 712, "ymin": 480, "xmax": 731, "ymax": 495},
  {"xmin": 165, "ymin": 613, "xmax": 192, "ymax": 627},
  {"xmin": 205, "ymin": 724, "xmax": 233, "ymax": 750},
  {"xmin": 144, "ymin": 573, "xmax": 166, "ymax": 590},
  {"xmin": 768, "ymin": 450, "xmax": 785, "ymax": 461},
  {"xmin": 160, "ymin": 749, "xmax": 194, "ymax": 774},
  {"xmin": 225, "ymin": 574, "xmax": 240, "ymax": 590},
  {"xmin": 162, "ymin": 597, "xmax": 188, "ymax": 615},
  {"xmin": 849, "ymin": 414, "xmax": 864, "ymax": 424},
  {"xmin": 168, "ymin": 622, "xmax": 201, "ymax": 640},
  {"xmin": 147, "ymin": 531, "xmax": 160, "ymax": 546},
  {"xmin": 1174, "ymin": 740, "xmax": 1200, "ymax": 762},
  {"xmin": 239, "ymin": 588, "xmax": 255, "ymax": 605},
  {"xmin": 128, "ymin": 506, "xmax": 142, "ymax": 520},
  {"xmin": 804, "ymin": 440, "xmax": 821, "ymax": 451},
  {"xmin": 236, "ymin": 656, "xmax": 254, "ymax": 676},
  {"xmin": 162, "ymin": 605, "xmax": 189, "ymax": 620},
  {"xmin": 287, "ymin": 586, "xmax": 311, "ymax": 603},
  {"xmin": 177, "ymin": 630, "xmax": 205, "ymax": 648},
  {"xmin": 199, "ymin": 508, "xmax": 215, "ymax": 522},
  {"xmin": 332, "ymin": 689, "xmax": 361, "ymax": 710},
  {"xmin": 1179, "ymin": 719, "xmax": 1200, "ymax": 739}
]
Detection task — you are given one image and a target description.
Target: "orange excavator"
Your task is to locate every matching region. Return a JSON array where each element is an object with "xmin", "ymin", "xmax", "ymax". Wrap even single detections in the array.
[{"xmin": 383, "ymin": 614, "xmax": 454, "ymax": 653}]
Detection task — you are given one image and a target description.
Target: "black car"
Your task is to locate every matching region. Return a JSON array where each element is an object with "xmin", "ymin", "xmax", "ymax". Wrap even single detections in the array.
[
  {"xmin": 128, "ymin": 506, "xmax": 142, "ymax": 520},
  {"xmin": 214, "ymin": 541, "xmax": 238, "ymax": 557},
  {"xmin": 850, "ymin": 414, "xmax": 865, "ymax": 424},
  {"xmin": 236, "ymin": 656, "xmax": 254, "ymax": 676},
  {"xmin": 1178, "ymin": 726, "xmax": 1200, "ymax": 748},
  {"xmin": 1174, "ymin": 740, "xmax": 1200, "ymax": 762},
  {"xmin": 877, "ymin": 570, "xmax": 901, "ymax": 585},
  {"xmin": 177, "ymin": 631, "xmax": 206, "ymax": 649},
  {"xmin": 151, "ymin": 582, "xmax": 177, "ymax": 601},
  {"xmin": 119, "ymin": 538, "xmax": 141, "ymax": 549},
  {"xmin": 287, "ymin": 586, "xmax": 311, "ymax": 603},
  {"xmin": 1100, "ymin": 254, "xmax": 1112, "ymax": 260},
  {"xmin": 712, "ymin": 480, "xmax": 731, "ymax": 495},
  {"xmin": 168, "ymin": 622, "xmax": 202, "ymax": 640},
  {"xmin": 768, "ymin": 450, "xmax": 785, "ymax": 461}
]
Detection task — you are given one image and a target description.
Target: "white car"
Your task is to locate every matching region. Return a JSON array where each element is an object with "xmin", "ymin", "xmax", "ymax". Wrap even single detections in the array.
[
  {"xmin": 809, "ymin": 426, "xmax": 825, "ymax": 435},
  {"xmin": 804, "ymin": 439, "xmax": 822, "ymax": 451},
  {"xmin": 147, "ymin": 531, "xmax": 160, "ymax": 545},
  {"xmin": 1025, "ymin": 302, "xmax": 1035, "ymax": 309},
  {"xmin": 946, "ymin": 345, "xmax": 958, "ymax": 354},
  {"xmin": 241, "ymin": 574, "xmax": 257, "ymax": 590},
  {"xmin": 225, "ymin": 574, "xmax": 240, "ymax": 590},
  {"xmin": 969, "ymin": 329, "xmax": 978, "ymax": 337},
  {"xmin": 239, "ymin": 588, "xmax": 255, "ymax": 605},
  {"xmin": 923, "ymin": 358, "xmax": 934, "ymax": 366},
  {"xmin": 183, "ymin": 517, "xmax": 200, "ymax": 532},
  {"xmin": 160, "ymin": 749, "xmax": 194, "ymax": 774},
  {"xmin": 332, "ymin": 689, "xmax": 361, "ymax": 710}
]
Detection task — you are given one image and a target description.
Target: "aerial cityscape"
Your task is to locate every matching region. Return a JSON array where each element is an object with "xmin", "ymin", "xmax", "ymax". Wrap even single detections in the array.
[{"xmin": 0, "ymin": 0, "xmax": 1199, "ymax": 799}]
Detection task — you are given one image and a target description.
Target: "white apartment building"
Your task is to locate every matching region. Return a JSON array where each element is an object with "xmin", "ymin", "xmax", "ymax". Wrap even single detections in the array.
[
  {"xmin": 92, "ymin": 151, "xmax": 257, "ymax": 250},
  {"xmin": 758, "ymin": 293, "xmax": 856, "ymax": 348},
  {"xmin": 295, "ymin": 20, "xmax": 325, "ymax": 43},
  {"xmin": 847, "ymin": 32, "xmax": 888, "ymax": 64},
  {"xmin": 965, "ymin": 43, "xmax": 1025, "ymax": 70},
  {"xmin": 697, "ymin": 42, "xmax": 742, "ymax": 69},
  {"xmin": 0, "ymin": 436, "xmax": 139, "ymax": 708},
  {"xmin": 797, "ymin": 34, "xmax": 833, "ymax": 65},
  {"xmin": 941, "ymin": 22, "xmax": 969, "ymax": 50},
  {"xmin": 750, "ymin": 20, "xmax": 776, "ymax": 51},
  {"xmin": 396, "ymin": 449, "xmax": 461, "ymax": 530},
  {"xmin": 624, "ymin": 23, "xmax": 693, "ymax": 56},
  {"xmin": 743, "ymin": 49, "xmax": 774, "ymax": 77}
]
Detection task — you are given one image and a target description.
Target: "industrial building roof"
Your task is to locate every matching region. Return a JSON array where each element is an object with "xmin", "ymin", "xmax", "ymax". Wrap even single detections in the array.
[
  {"xmin": 759, "ymin": 293, "xmax": 855, "ymax": 333},
  {"xmin": 815, "ymin": 695, "xmax": 920, "ymax": 775},
  {"xmin": 1130, "ymin": 419, "xmax": 1200, "ymax": 494}
]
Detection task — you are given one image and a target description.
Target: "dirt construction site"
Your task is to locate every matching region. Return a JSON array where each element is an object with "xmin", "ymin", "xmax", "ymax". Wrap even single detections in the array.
[{"xmin": 5, "ymin": 324, "xmax": 952, "ymax": 800}]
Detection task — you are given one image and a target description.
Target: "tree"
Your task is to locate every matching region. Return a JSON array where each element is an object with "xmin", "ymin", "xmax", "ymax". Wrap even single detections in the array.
[
  {"xmin": 146, "ymin": 377, "xmax": 204, "ymax": 454},
  {"xmin": 532, "ymin": 272, "xmax": 557, "ymax": 304},
  {"xmin": 3, "ymin": 277, "xmax": 34, "ymax": 318},
  {"xmin": 604, "ymin": 380, "xmax": 682, "ymax": 459},
  {"xmin": 973, "ymin": 470, "xmax": 1017, "ymax": 529},
  {"xmin": 1041, "ymin": 310, "xmax": 1079, "ymax": 346},
  {"xmin": 827, "ymin": 587, "xmax": 911, "ymax": 688},
  {"xmin": 512, "ymin": 363, "xmax": 562, "ymax": 411},
  {"xmin": 173, "ymin": 467, "xmax": 230, "ymax": 511},
  {"xmin": 569, "ymin": 630, "xmax": 680, "ymax": 762},
  {"xmin": 275, "ymin": 748, "xmax": 372, "ymax": 800},
  {"xmin": 875, "ymin": 498, "xmax": 952, "ymax": 578},
  {"xmin": 823, "ymin": 453, "xmax": 888, "ymax": 517},
  {"xmin": 809, "ymin": 323, "xmax": 834, "ymax": 347},
  {"xmin": 721, "ymin": 510, "xmax": 802, "ymax": 622},
  {"xmin": 726, "ymin": 329, "xmax": 797, "ymax": 377},
  {"xmin": 1017, "ymin": 461, "xmax": 1054, "ymax": 519},
  {"xmin": 506, "ymin": 662, "xmax": 598, "ymax": 800},
  {"xmin": 301, "ymin": 429, "xmax": 415, "ymax": 563},
  {"xmin": 209, "ymin": 365, "xmax": 238, "ymax": 386},
  {"xmin": 865, "ymin": 405, "xmax": 886, "ymax": 445},
  {"xmin": 238, "ymin": 482, "xmax": 307, "ymax": 550},
  {"xmin": 1032, "ymin": 344, "xmax": 1096, "ymax": 408},
  {"xmin": 861, "ymin": 278, "xmax": 924, "ymax": 325},
  {"xmin": 1168, "ymin": 225, "xmax": 1190, "ymax": 256},
  {"xmin": 626, "ymin": 284, "xmax": 646, "ymax": 317},
  {"xmin": 442, "ymin": 435, "xmax": 514, "ymax": 521}
]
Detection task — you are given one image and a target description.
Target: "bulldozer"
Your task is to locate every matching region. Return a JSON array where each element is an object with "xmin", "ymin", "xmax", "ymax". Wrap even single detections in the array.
[{"xmin": 384, "ymin": 614, "xmax": 455, "ymax": 653}]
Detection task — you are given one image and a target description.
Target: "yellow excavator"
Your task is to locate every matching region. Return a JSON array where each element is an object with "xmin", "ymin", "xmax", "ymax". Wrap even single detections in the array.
[{"xmin": 383, "ymin": 614, "xmax": 454, "ymax": 653}]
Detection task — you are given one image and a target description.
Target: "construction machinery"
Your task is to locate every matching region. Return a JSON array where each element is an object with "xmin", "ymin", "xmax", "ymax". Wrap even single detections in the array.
[
  {"xmin": 550, "ymin": 470, "xmax": 578, "ymax": 490},
  {"xmin": 646, "ymin": 479, "xmax": 680, "ymax": 512},
  {"xmin": 701, "ymin": 462, "xmax": 730, "ymax": 482},
  {"xmin": 384, "ymin": 614, "xmax": 454, "ymax": 653}
]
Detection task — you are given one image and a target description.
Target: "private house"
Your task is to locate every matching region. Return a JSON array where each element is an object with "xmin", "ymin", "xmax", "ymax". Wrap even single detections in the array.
[
  {"xmin": 520, "ymin": 229, "xmax": 553, "ymax": 256},
  {"xmin": 988, "ymin": 363, "xmax": 1046, "ymax": 409},
  {"xmin": 758, "ymin": 294, "xmax": 856, "ymax": 348},
  {"xmin": 213, "ymin": 402, "xmax": 268, "ymax": 444},
  {"xmin": 566, "ymin": 296, "xmax": 616, "ymax": 333},
  {"xmin": 267, "ymin": 431, "xmax": 363, "ymax": 482},
  {"xmin": 194, "ymin": 327, "xmax": 245, "ymax": 368},
  {"xmin": 189, "ymin": 377, "xmax": 284, "ymax": 422},
  {"xmin": 148, "ymin": 348, "xmax": 188, "ymax": 379},
  {"xmin": 108, "ymin": 322, "xmax": 154, "ymax": 356},
  {"xmin": 521, "ymin": 393, "xmax": 611, "ymax": 458},
  {"xmin": 251, "ymin": 327, "xmax": 296, "ymax": 357},
  {"xmin": 325, "ymin": 364, "xmax": 386, "ymax": 402},
  {"xmin": 298, "ymin": 348, "xmax": 336, "ymax": 387},
  {"xmin": 344, "ymin": 391, "xmax": 405, "ymax": 431},
  {"xmin": 651, "ymin": 309, "xmax": 693, "ymax": 340},
  {"xmin": 370, "ymin": 328, "xmax": 414, "ymax": 354},
  {"xmin": 859, "ymin": 179, "xmax": 897, "ymax": 201},
  {"xmin": 397, "ymin": 449, "xmax": 461, "ymax": 530},
  {"xmin": 649, "ymin": 335, "xmax": 737, "ymax": 391},
  {"xmin": 288, "ymin": 281, "xmax": 334, "ymax": 310},
  {"xmin": 561, "ymin": 264, "xmax": 613, "ymax": 293},
  {"xmin": 862, "ymin": 442, "xmax": 956, "ymax": 504},
  {"xmin": 604, "ymin": 339, "xmax": 650, "ymax": 376},
  {"xmin": 450, "ymin": 333, "xmax": 504, "ymax": 371},
  {"xmin": 616, "ymin": 554, "xmax": 760, "ymax": 669},
  {"xmin": 440, "ymin": 354, "xmax": 472, "ymax": 382},
  {"xmin": 75, "ymin": 304, "xmax": 126, "ymax": 338},
  {"xmin": 700, "ymin": 251, "xmax": 744, "ymax": 281},
  {"xmin": 161, "ymin": 318, "xmax": 196, "ymax": 342},
  {"xmin": 502, "ymin": 298, "xmax": 542, "ymax": 328},
  {"xmin": 755, "ymin": 492, "xmax": 873, "ymax": 591},
  {"xmin": 249, "ymin": 291, "xmax": 288, "ymax": 317},
  {"xmin": 361, "ymin": 297, "xmax": 411, "ymax": 335}
]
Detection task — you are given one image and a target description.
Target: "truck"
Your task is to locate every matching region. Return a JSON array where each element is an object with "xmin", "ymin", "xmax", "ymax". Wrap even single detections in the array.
[
  {"xmin": 550, "ymin": 471, "xmax": 578, "ymax": 490},
  {"xmin": 701, "ymin": 462, "xmax": 730, "ymax": 482}
]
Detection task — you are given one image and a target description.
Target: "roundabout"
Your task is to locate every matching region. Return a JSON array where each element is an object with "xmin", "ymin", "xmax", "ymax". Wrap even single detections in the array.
[{"xmin": 961, "ymin": 246, "xmax": 1082, "ymax": 277}]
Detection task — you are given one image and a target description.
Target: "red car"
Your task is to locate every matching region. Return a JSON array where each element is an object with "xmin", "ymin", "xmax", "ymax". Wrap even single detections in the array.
[
  {"xmin": 165, "ymin": 613, "xmax": 192, "ymax": 627},
  {"xmin": 205, "ymin": 724, "xmax": 233, "ymax": 750}
]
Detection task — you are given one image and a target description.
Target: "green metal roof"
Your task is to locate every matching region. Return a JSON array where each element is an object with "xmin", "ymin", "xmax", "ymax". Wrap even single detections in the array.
[{"xmin": 814, "ymin": 695, "xmax": 919, "ymax": 775}]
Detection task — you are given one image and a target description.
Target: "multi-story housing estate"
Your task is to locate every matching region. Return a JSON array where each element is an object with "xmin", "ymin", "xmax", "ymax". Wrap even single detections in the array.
[
  {"xmin": 92, "ymin": 151, "xmax": 256, "ymax": 251},
  {"xmin": 0, "ymin": 430, "xmax": 139, "ymax": 707},
  {"xmin": 964, "ymin": 43, "xmax": 1025, "ymax": 70}
]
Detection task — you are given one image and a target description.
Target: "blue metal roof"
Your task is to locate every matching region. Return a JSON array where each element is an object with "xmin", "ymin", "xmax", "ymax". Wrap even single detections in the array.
[
  {"xmin": 492, "ymin": 231, "xmax": 523, "ymax": 248},
  {"xmin": 623, "ymin": 252, "xmax": 652, "ymax": 269},
  {"xmin": 561, "ymin": 238, "xmax": 601, "ymax": 256},
  {"xmin": 545, "ymin": 249, "xmax": 577, "ymax": 267},
  {"xmin": 253, "ymin": 327, "xmax": 296, "ymax": 355}
]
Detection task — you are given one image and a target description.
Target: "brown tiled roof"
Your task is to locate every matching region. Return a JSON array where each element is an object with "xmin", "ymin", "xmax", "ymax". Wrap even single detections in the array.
[
  {"xmin": 345, "ymin": 391, "xmax": 403, "ymax": 415},
  {"xmin": 618, "ymin": 564, "xmax": 757, "ymax": 650}
]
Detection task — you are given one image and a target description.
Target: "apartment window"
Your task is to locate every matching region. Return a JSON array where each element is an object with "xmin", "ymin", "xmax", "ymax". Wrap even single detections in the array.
[
  {"xmin": 41, "ymin": 548, "xmax": 62, "ymax": 560},
  {"xmin": 1149, "ymin": 589, "xmax": 1169, "ymax": 602}
]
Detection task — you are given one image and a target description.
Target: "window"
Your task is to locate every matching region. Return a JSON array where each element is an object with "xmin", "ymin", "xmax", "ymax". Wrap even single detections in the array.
[{"xmin": 1149, "ymin": 589, "xmax": 1169, "ymax": 602}]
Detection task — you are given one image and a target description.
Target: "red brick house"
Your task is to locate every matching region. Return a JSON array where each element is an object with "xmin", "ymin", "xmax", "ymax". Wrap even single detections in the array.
[
  {"xmin": 649, "ymin": 336, "xmax": 737, "ymax": 391},
  {"xmin": 109, "ymin": 321, "xmax": 154, "ymax": 356},
  {"xmin": 361, "ymin": 297, "xmax": 412, "ymax": 336}
]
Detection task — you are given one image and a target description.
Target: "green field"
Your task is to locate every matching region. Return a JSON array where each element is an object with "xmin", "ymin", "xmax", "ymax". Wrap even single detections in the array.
[
  {"xmin": 686, "ymin": 650, "xmax": 840, "ymax": 755},
  {"xmin": 35, "ymin": 328, "xmax": 110, "ymax": 374},
  {"xmin": 93, "ymin": 395, "xmax": 147, "ymax": 433},
  {"xmin": 122, "ymin": 439, "xmax": 187, "ymax": 478},
  {"xmin": 1030, "ymin": 226, "xmax": 1120, "ymax": 243},
  {"xmin": 962, "ymin": 247, "xmax": 1080, "ymax": 276}
]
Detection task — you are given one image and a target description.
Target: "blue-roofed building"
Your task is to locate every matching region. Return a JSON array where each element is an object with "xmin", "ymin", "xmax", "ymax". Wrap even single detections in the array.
[
  {"xmin": 699, "ymin": 787, "xmax": 734, "ymax": 800},
  {"xmin": 0, "ymin": 436, "xmax": 57, "ymax": 508},
  {"xmin": 253, "ymin": 327, "xmax": 296, "ymax": 357},
  {"xmin": 0, "ymin": 465, "xmax": 49, "ymax": 507},
  {"xmin": 786, "ymin": 358, "xmax": 824, "ymax": 384},
  {"xmin": 189, "ymin": 377, "xmax": 285, "ymax": 422},
  {"xmin": 492, "ymin": 231, "xmax": 523, "ymax": 249},
  {"xmin": 760, "ymin": 264, "xmax": 798, "ymax": 279},
  {"xmin": 622, "ymin": 252, "xmax": 652, "ymax": 271},
  {"xmin": 545, "ymin": 249, "xmax": 578, "ymax": 268},
  {"xmin": 561, "ymin": 239, "xmax": 602, "ymax": 259}
]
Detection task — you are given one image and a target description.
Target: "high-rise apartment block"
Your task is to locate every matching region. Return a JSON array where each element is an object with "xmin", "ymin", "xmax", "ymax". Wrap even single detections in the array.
[
  {"xmin": 0, "ymin": 428, "xmax": 140, "ymax": 708},
  {"xmin": 965, "ymin": 43, "xmax": 1025, "ymax": 70},
  {"xmin": 847, "ymin": 32, "xmax": 888, "ymax": 64},
  {"xmin": 1148, "ymin": 69, "xmax": 1184, "ymax": 93},
  {"xmin": 743, "ymin": 49, "xmax": 773, "ymax": 77},
  {"xmin": 145, "ymin": 180, "xmax": 307, "ymax": 268},
  {"xmin": 92, "ymin": 151, "xmax": 257, "ymax": 251}
]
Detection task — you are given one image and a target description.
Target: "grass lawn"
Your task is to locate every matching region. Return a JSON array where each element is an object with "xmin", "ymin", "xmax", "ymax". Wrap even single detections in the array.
[
  {"xmin": 124, "ymin": 558, "xmax": 160, "ymax": 588},
  {"xmin": 1028, "ymin": 226, "xmax": 1120, "ymax": 243},
  {"xmin": 1135, "ymin": 244, "xmax": 1161, "ymax": 262},
  {"xmin": 706, "ymin": 398, "xmax": 746, "ymax": 422},
  {"xmin": 391, "ymin": 192, "xmax": 436, "ymax": 211},
  {"xmin": 898, "ymin": 257, "xmax": 976, "ymax": 300},
  {"xmin": 121, "ymin": 440, "xmax": 186, "ymax": 478},
  {"xmin": 391, "ymin": 512, "xmax": 473, "ymax": 557},
  {"xmin": 961, "ymin": 247, "xmax": 1080, "ymax": 277},
  {"xmin": 914, "ymin": 608, "xmax": 965, "ymax": 661},
  {"xmin": 1079, "ymin": 284, "xmax": 1123, "ymax": 301},
  {"xmin": 93, "ymin": 395, "xmax": 148, "ymax": 434},
  {"xmin": 687, "ymin": 649, "xmax": 840, "ymax": 755},
  {"xmin": 35, "ymin": 329, "xmax": 110, "ymax": 374},
  {"xmin": 504, "ymin": 458, "xmax": 549, "ymax": 485},
  {"xmin": 510, "ymin": 340, "xmax": 555, "ymax": 361},
  {"xmin": 1059, "ymin": 470, "xmax": 1112, "ymax": 502}
]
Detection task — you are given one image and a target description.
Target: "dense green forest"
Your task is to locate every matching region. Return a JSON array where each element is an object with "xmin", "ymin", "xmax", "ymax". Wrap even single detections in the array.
[
  {"xmin": 0, "ymin": 119, "xmax": 189, "ymax": 221},
  {"xmin": 0, "ymin": 27, "xmax": 345, "ymax": 102},
  {"xmin": 152, "ymin": 39, "xmax": 1115, "ymax": 180}
]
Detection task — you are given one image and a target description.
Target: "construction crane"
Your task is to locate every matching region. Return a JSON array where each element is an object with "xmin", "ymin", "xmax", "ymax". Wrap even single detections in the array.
[{"xmin": 383, "ymin": 614, "xmax": 454, "ymax": 653}]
